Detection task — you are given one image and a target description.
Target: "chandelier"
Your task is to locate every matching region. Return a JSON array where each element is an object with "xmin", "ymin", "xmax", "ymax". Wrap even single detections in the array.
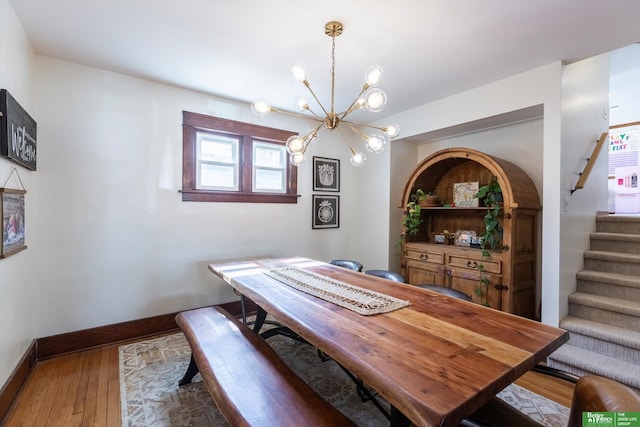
[{"xmin": 251, "ymin": 21, "xmax": 400, "ymax": 167}]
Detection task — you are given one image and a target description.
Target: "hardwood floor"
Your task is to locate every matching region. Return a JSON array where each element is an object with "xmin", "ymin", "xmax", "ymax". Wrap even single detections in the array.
[{"xmin": 2, "ymin": 335, "xmax": 575, "ymax": 426}]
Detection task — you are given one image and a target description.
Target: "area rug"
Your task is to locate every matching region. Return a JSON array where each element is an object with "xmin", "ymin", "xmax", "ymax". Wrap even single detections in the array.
[{"xmin": 120, "ymin": 332, "xmax": 570, "ymax": 427}]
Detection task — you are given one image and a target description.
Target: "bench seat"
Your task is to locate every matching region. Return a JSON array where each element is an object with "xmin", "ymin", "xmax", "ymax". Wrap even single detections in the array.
[{"xmin": 176, "ymin": 306, "xmax": 356, "ymax": 427}]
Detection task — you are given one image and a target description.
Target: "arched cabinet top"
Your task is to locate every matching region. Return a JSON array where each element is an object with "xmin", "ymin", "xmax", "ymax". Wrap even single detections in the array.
[{"xmin": 401, "ymin": 147, "xmax": 541, "ymax": 210}]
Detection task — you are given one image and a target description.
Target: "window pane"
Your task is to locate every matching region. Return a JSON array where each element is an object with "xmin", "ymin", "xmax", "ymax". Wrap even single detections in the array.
[
  {"xmin": 254, "ymin": 168, "xmax": 285, "ymax": 192},
  {"xmin": 198, "ymin": 133, "xmax": 237, "ymax": 163},
  {"xmin": 254, "ymin": 143, "xmax": 284, "ymax": 168},
  {"xmin": 199, "ymin": 163, "xmax": 237, "ymax": 190}
]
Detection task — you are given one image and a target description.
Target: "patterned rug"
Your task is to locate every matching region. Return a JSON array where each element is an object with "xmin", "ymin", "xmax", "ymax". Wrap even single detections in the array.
[{"xmin": 120, "ymin": 332, "xmax": 570, "ymax": 426}]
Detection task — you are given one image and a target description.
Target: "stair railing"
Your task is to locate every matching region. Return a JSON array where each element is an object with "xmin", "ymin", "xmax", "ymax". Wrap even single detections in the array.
[{"xmin": 571, "ymin": 131, "xmax": 609, "ymax": 194}]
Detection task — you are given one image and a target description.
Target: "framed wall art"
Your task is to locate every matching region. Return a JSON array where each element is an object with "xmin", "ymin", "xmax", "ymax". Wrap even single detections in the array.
[
  {"xmin": 313, "ymin": 156, "xmax": 340, "ymax": 192},
  {"xmin": 312, "ymin": 194, "xmax": 340, "ymax": 229},
  {"xmin": 1, "ymin": 187, "xmax": 27, "ymax": 258},
  {"xmin": 0, "ymin": 89, "xmax": 37, "ymax": 171}
]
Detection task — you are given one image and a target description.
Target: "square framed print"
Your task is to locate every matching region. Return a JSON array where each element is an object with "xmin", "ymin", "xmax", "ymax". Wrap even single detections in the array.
[
  {"xmin": 312, "ymin": 194, "xmax": 340, "ymax": 229},
  {"xmin": 313, "ymin": 156, "xmax": 340, "ymax": 192},
  {"xmin": 453, "ymin": 181, "xmax": 479, "ymax": 207},
  {"xmin": 1, "ymin": 188, "xmax": 27, "ymax": 258}
]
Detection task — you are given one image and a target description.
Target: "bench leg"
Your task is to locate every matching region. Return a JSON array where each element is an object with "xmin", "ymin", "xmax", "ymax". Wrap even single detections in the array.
[{"xmin": 178, "ymin": 354, "xmax": 200, "ymax": 386}]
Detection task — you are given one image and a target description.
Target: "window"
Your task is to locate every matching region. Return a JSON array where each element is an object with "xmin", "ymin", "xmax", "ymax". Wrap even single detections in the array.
[{"xmin": 182, "ymin": 111, "xmax": 299, "ymax": 203}]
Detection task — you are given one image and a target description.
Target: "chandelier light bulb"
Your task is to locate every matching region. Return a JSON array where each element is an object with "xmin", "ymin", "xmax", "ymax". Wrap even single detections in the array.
[
  {"xmin": 290, "ymin": 152, "xmax": 306, "ymax": 166},
  {"xmin": 296, "ymin": 96, "xmax": 310, "ymax": 111},
  {"xmin": 366, "ymin": 133, "xmax": 388, "ymax": 154},
  {"xmin": 365, "ymin": 65, "xmax": 383, "ymax": 86},
  {"xmin": 285, "ymin": 135, "xmax": 305, "ymax": 154},
  {"xmin": 384, "ymin": 124, "xmax": 400, "ymax": 139},
  {"xmin": 350, "ymin": 151, "xmax": 366, "ymax": 167},
  {"xmin": 251, "ymin": 99, "xmax": 272, "ymax": 117},
  {"xmin": 291, "ymin": 62, "xmax": 307, "ymax": 82},
  {"xmin": 365, "ymin": 88, "xmax": 387, "ymax": 112}
]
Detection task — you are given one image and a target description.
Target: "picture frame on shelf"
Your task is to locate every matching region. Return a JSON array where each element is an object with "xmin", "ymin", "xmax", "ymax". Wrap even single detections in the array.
[
  {"xmin": 312, "ymin": 194, "xmax": 340, "ymax": 229},
  {"xmin": 1, "ymin": 187, "xmax": 27, "ymax": 258},
  {"xmin": 453, "ymin": 182, "xmax": 479, "ymax": 207},
  {"xmin": 313, "ymin": 156, "xmax": 340, "ymax": 192}
]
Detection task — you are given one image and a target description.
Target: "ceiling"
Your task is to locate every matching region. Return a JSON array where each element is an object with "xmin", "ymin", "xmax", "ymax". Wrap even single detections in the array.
[{"xmin": 8, "ymin": 0, "xmax": 640, "ymax": 123}]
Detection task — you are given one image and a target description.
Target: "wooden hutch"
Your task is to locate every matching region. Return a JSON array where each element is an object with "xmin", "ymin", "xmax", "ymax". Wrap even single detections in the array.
[{"xmin": 400, "ymin": 147, "xmax": 541, "ymax": 319}]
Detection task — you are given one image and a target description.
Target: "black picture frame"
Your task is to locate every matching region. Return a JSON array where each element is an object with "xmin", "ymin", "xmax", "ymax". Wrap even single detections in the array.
[
  {"xmin": 313, "ymin": 156, "xmax": 340, "ymax": 192},
  {"xmin": 0, "ymin": 89, "xmax": 37, "ymax": 171},
  {"xmin": 1, "ymin": 187, "xmax": 27, "ymax": 258},
  {"xmin": 312, "ymin": 194, "xmax": 340, "ymax": 229}
]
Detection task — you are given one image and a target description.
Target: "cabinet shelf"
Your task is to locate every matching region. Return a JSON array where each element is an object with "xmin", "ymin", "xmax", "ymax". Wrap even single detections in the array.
[{"xmin": 419, "ymin": 206, "xmax": 503, "ymax": 212}]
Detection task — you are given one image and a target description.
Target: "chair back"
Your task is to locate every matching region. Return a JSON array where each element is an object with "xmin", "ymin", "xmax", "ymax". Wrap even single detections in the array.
[
  {"xmin": 568, "ymin": 375, "xmax": 640, "ymax": 427},
  {"xmin": 329, "ymin": 259, "xmax": 363, "ymax": 272},
  {"xmin": 365, "ymin": 269, "xmax": 406, "ymax": 283},
  {"xmin": 416, "ymin": 284, "xmax": 473, "ymax": 302}
]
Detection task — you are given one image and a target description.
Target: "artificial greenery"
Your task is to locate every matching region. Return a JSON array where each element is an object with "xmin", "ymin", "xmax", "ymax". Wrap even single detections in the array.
[{"xmin": 474, "ymin": 178, "xmax": 503, "ymax": 306}]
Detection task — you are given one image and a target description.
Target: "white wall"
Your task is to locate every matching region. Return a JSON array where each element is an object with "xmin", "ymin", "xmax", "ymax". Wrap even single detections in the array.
[
  {"xmin": 558, "ymin": 54, "xmax": 610, "ymax": 320},
  {"xmin": 388, "ymin": 140, "xmax": 419, "ymax": 272},
  {"xmin": 32, "ymin": 56, "xmax": 356, "ymax": 338},
  {"xmin": 0, "ymin": 0, "xmax": 37, "ymax": 391}
]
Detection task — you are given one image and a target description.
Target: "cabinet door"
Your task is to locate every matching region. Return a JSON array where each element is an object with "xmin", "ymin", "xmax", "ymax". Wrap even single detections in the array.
[
  {"xmin": 406, "ymin": 260, "xmax": 446, "ymax": 286},
  {"xmin": 447, "ymin": 268, "xmax": 502, "ymax": 309}
]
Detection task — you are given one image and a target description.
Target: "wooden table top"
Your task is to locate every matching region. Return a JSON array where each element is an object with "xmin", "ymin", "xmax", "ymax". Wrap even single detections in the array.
[{"xmin": 208, "ymin": 257, "xmax": 569, "ymax": 427}]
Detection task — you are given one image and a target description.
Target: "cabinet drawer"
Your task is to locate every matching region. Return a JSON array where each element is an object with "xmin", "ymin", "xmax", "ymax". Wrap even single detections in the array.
[
  {"xmin": 447, "ymin": 254, "xmax": 501, "ymax": 273},
  {"xmin": 405, "ymin": 248, "xmax": 444, "ymax": 265}
]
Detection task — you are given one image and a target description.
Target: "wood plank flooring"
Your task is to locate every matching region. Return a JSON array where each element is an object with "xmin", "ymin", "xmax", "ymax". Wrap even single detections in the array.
[{"xmin": 2, "ymin": 336, "xmax": 575, "ymax": 426}]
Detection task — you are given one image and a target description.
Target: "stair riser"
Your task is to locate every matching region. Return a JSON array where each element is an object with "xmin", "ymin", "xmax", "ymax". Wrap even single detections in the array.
[
  {"xmin": 569, "ymin": 304, "xmax": 640, "ymax": 332},
  {"xmin": 577, "ymin": 280, "xmax": 640, "ymax": 302},
  {"xmin": 590, "ymin": 239, "xmax": 640, "ymax": 254},
  {"xmin": 546, "ymin": 358, "xmax": 640, "ymax": 391},
  {"xmin": 566, "ymin": 333, "xmax": 640, "ymax": 363},
  {"xmin": 584, "ymin": 258, "xmax": 640, "ymax": 276},
  {"xmin": 546, "ymin": 360, "xmax": 593, "ymax": 380},
  {"xmin": 597, "ymin": 221, "xmax": 640, "ymax": 234}
]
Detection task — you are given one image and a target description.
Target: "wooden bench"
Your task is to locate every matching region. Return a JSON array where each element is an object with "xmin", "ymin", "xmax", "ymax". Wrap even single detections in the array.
[{"xmin": 175, "ymin": 306, "xmax": 356, "ymax": 427}]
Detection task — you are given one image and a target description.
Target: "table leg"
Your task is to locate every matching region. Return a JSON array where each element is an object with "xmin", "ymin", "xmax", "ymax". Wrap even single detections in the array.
[
  {"xmin": 254, "ymin": 305, "xmax": 268, "ymax": 333},
  {"xmin": 390, "ymin": 406, "xmax": 412, "ymax": 427}
]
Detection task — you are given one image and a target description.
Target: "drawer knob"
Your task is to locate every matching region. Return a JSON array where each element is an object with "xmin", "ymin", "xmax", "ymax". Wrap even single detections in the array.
[
  {"xmin": 420, "ymin": 253, "xmax": 428, "ymax": 260},
  {"xmin": 466, "ymin": 260, "xmax": 478, "ymax": 268}
]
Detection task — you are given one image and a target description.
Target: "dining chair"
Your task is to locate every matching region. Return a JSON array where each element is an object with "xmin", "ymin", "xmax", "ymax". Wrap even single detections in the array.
[
  {"xmin": 330, "ymin": 259, "xmax": 364, "ymax": 272},
  {"xmin": 364, "ymin": 269, "xmax": 407, "ymax": 283},
  {"xmin": 415, "ymin": 283, "xmax": 473, "ymax": 302}
]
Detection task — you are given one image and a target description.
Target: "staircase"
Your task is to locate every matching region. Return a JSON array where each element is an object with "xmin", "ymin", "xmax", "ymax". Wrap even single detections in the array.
[{"xmin": 547, "ymin": 215, "xmax": 640, "ymax": 391}]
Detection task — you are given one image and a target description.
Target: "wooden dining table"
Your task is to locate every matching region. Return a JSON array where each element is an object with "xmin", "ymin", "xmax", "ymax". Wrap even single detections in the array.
[{"xmin": 208, "ymin": 257, "xmax": 569, "ymax": 427}]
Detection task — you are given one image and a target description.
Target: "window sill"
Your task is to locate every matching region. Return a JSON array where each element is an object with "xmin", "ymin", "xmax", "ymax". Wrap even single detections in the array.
[{"xmin": 180, "ymin": 190, "xmax": 301, "ymax": 203}]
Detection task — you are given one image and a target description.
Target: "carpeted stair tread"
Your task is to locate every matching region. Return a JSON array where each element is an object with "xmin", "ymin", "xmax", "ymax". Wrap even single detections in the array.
[
  {"xmin": 548, "ymin": 344, "xmax": 640, "ymax": 390},
  {"xmin": 577, "ymin": 269, "xmax": 640, "ymax": 289},
  {"xmin": 584, "ymin": 250, "xmax": 640, "ymax": 263},
  {"xmin": 597, "ymin": 215, "xmax": 640, "ymax": 224},
  {"xmin": 590, "ymin": 231, "xmax": 640, "ymax": 241},
  {"xmin": 569, "ymin": 292, "xmax": 640, "ymax": 316},
  {"xmin": 560, "ymin": 316, "xmax": 640, "ymax": 350}
]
